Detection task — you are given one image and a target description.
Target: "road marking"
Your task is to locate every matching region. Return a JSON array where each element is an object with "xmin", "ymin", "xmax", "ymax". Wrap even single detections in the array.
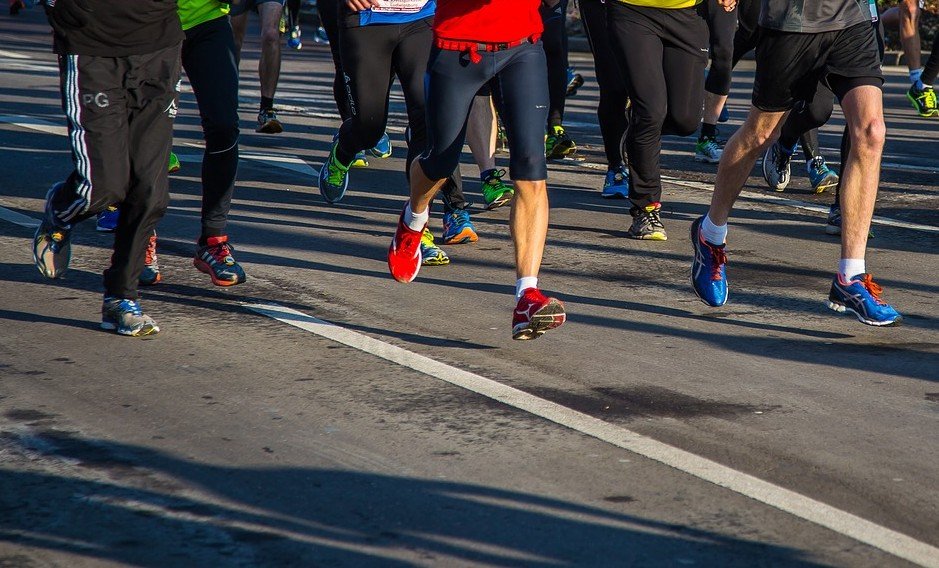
[
  {"xmin": 0, "ymin": 206, "xmax": 39, "ymax": 228},
  {"xmin": 2, "ymin": 113, "xmax": 936, "ymax": 233},
  {"xmin": 246, "ymin": 302, "xmax": 938, "ymax": 568},
  {"xmin": 0, "ymin": 49, "xmax": 31, "ymax": 60}
]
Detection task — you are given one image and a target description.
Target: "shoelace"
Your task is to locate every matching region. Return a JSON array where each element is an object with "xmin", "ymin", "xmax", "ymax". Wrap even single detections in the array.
[
  {"xmin": 859, "ymin": 274, "xmax": 887, "ymax": 305},
  {"xmin": 326, "ymin": 155, "xmax": 347, "ymax": 186},
  {"xmin": 810, "ymin": 157, "xmax": 826, "ymax": 175},
  {"xmin": 484, "ymin": 168, "xmax": 507, "ymax": 185},
  {"xmin": 450, "ymin": 209, "xmax": 471, "ymax": 227},
  {"xmin": 919, "ymin": 88, "xmax": 938, "ymax": 110},
  {"xmin": 207, "ymin": 242, "xmax": 234, "ymax": 264}
]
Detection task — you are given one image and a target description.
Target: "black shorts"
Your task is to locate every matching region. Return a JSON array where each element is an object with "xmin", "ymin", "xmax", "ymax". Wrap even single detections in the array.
[{"xmin": 752, "ymin": 21, "xmax": 883, "ymax": 112}]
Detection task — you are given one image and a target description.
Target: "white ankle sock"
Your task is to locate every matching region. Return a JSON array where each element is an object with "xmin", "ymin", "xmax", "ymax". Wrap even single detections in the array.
[
  {"xmin": 516, "ymin": 277, "xmax": 538, "ymax": 300},
  {"xmin": 404, "ymin": 202, "xmax": 428, "ymax": 232},
  {"xmin": 700, "ymin": 214, "xmax": 727, "ymax": 245},
  {"xmin": 839, "ymin": 259, "xmax": 866, "ymax": 282}
]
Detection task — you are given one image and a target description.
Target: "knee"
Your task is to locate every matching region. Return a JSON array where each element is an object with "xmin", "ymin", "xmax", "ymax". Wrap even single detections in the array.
[
  {"xmin": 805, "ymin": 102, "xmax": 834, "ymax": 129},
  {"xmin": 852, "ymin": 118, "xmax": 886, "ymax": 153},
  {"xmin": 203, "ymin": 118, "xmax": 240, "ymax": 154},
  {"xmin": 261, "ymin": 28, "xmax": 280, "ymax": 48},
  {"xmin": 668, "ymin": 109, "xmax": 701, "ymax": 137}
]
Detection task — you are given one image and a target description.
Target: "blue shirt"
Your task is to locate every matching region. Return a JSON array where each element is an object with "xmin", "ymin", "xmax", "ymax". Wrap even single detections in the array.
[{"xmin": 359, "ymin": 0, "xmax": 435, "ymax": 26}]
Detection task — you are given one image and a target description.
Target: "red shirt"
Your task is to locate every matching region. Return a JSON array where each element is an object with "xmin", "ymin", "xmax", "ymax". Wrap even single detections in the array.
[{"xmin": 434, "ymin": 0, "xmax": 544, "ymax": 43}]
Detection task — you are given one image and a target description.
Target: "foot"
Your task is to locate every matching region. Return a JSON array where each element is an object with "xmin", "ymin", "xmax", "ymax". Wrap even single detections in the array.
[
  {"xmin": 762, "ymin": 141, "xmax": 791, "ymax": 191},
  {"xmin": 101, "ymin": 297, "xmax": 160, "ymax": 336},
  {"xmin": 718, "ymin": 104, "xmax": 730, "ymax": 123},
  {"xmin": 545, "ymin": 125, "xmax": 576, "ymax": 159},
  {"xmin": 350, "ymin": 151, "xmax": 369, "ymax": 168},
  {"xmin": 481, "ymin": 168, "xmax": 514, "ymax": 210},
  {"xmin": 318, "ymin": 139, "xmax": 351, "ymax": 204},
  {"xmin": 690, "ymin": 216, "xmax": 728, "ymax": 307},
  {"xmin": 442, "ymin": 208, "xmax": 478, "ymax": 245},
  {"xmin": 388, "ymin": 208, "xmax": 424, "ymax": 283},
  {"xmin": 370, "ymin": 132, "xmax": 392, "ymax": 159},
  {"xmin": 512, "ymin": 288, "xmax": 566, "ymax": 340},
  {"xmin": 566, "ymin": 67, "xmax": 584, "ymax": 97},
  {"xmin": 626, "ymin": 202, "xmax": 667, "ymax": 241},
  {"xmin": 827, "ymin": 273, "xmax": 902, "ymax": 326},
  {"xmin": 168, "ymin": 151, "xmax": 181, "ymax": 173},
  {"xmin": 906, "ymin": 84, "xmax": 939, "ymax": 117},
  {"xmin": 33, "ymin": 186, "xmax": 72, "ymax": 279},
  {"xmin": 420, "ymin": 228, "xmax": 450, "ymax": 266},
  {"xmin": 96, "ymin": 205, "xmax": 119, "ymax": 233},
  {"xmin": 807, "ymin": 156, "xmax": 839, "ymax": 194},
  {"xmin": 601, "ymin": 166, "xmax": 629, "ymax": 199},
  {"xmin": 256, "ymin": 108, "xmax": 284, "ymax": 134},
  {"xmin": 194, "ymin": 235, "xmax": 246, "ymax": 286},
  {"xmin": 139, "ymin": 231, "xmax": 162, "ymax": 286},
  {"xmin": 694, "ymin": 136, "xmax": 723, "ymax": 164},
  {"xmin": 287, "ymin": 26, "xmax": 302, "ymax": 50}
]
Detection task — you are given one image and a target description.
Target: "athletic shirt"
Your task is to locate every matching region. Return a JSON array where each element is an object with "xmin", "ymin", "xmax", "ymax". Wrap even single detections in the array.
[
  {"xmin": 434, "ymin": 0, "xmax": 543, "ymax": 43},
  {"xmin": 613, "ymin": 0, "xmax": 701, "ymax": 9},
  {"xmin": 759, "ymin": 0, "xmax": 869, "ymax": 33},
  {"xmin": 178, "ymin": 0, "xmax": 230, "ymax": 32},
  {"xmin": 341, "ymin": 0, "xmax": 436, "ymax": 27}
]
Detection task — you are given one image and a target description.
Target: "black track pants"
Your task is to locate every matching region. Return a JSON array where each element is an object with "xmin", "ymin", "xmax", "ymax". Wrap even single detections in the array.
[
  {"xmin": 541, "ymin": 0, "xmax": 569, "ymax": 129},
  {"xmin": 49, "ymin": 43, "xmax": 181, "ymax": 299},
  {"xmin": 608, "ymin": 1, "xmax": 708, "ymax": 206},
  {"xmin": 335, "ymin": 19, "xmax": 466, "ymax": 208},
  {"xmin": 318, "ymin": 0, "xmax": 351, "ymax": 120},
  {"xmin": 580, "ymin": 0, "xmax": 629, "ymax": 168},
  {"xmin": 183, "ymin": 16, "xmax": 240, "ymax": 241},
  {"xmin": 704, "ymin": 0, "xmax": 737, "ymax": 96}
]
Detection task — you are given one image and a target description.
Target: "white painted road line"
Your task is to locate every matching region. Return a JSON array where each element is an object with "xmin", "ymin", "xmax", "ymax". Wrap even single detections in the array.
[
  {"xmin": 0, "ymin": 115, "xmax": 67, "ymax": 137},
  {"xmin": 247, "ymin": 301, "xmax": 939, "ymax": 568},
  {"xmin": 0, "ymin": 206, "xmax": 39, "ymax": 229}
]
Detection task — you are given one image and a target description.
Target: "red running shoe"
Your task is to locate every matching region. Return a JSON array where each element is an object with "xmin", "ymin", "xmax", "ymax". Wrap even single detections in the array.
[
  {"xmin": 388, "ymin": 208, "xmax": 424, "ymax": 283},
  {"xmin": 512, "ymin": 288, "xmax": 566, "ymax": 340}
]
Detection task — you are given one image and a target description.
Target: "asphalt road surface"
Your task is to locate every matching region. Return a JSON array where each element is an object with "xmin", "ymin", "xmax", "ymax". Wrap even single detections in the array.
[{"xmin": 1, "ymin": 9, "xmax": 937, "ymax": 568}]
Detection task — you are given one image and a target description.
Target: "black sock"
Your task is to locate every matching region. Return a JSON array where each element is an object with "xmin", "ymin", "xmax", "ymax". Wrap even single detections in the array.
[
  {"xmin": 700, "ymin": 122, "xmax": 717, "ymax": 140},
  {"xmin": 260, "ymin": 97, "xmax": 274, "ymax": 111}
]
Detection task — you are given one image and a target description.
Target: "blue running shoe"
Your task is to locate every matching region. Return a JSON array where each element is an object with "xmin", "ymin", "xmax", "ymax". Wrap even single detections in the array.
[
  {"xmin": 442, "ymin": 208, "xmax": 478, "ymax": 245},
  {"xmin": 318, "ymin": 140, "xmax": 351, "ymax": 204},
  {"xmin": 827, "ymin": 273, "xmax": 902, "ymax": 326},
  {"xmin": 370, "ymin": 131, "xmax": 392, "ymax": 159},
  {"xmin": 718, "ymin": 104, "xmax": 729, "ymax": 123},
  {"xmin": 601, "ymin": 166, "xmax": 629, "ymax": 199},
  {"xmin": 96, "ymin": 205, "xmax": 119, "ymax": 232},
  {"xmin": 807, "ymin": 156, "xmax": 839, "ymax": 194},
  {"xmin": 101, "ymin": 296, "xmax": 160, "ymax": 336},
  {"xmin": 33, "ymin": 183, "xmax": 72, "ymax": 279},
  {"xmin": 690, "ymin": 216, "xmax": 728, "ymax": 307},
  {"xmin": 350, "ymin": 151, "xmax": 369, "ymax": 168},
  {"xmin": 420, "ymin": 228, "xmax": 450, "ymax": 266}
]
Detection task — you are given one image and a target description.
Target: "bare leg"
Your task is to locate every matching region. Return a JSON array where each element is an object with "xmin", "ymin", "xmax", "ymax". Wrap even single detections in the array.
[
  {"xmin": 408, "ymin": 160, "xmax": 449, "ymax": 214},
  {"xmin": 231, "ymin": 13, "xmax": 248, "ymax": 60},
  {"xmin": 899, "ymin": 0, "xmax": 921, "ymax": 72},
  {"xmin": 466, "ymin": 94, "xmax": 497, "ymax": 174},
  {"xmin": 511, "ymin": 180, "xmax": 549, "ymax": 279},
  {"xmin": 707, "ymin": 106, "xmax": 787, "ymax": 225},
  {"xmin": 257, "ymin": 2, "xmax": 283, "ymax": 101},
  {"xmin": 702, "ymin": 91, "xmax": 728, "ymax": 126},
  {"xmin": 837, "ymin": 85, "xmax": 885, "ymax": 261}
]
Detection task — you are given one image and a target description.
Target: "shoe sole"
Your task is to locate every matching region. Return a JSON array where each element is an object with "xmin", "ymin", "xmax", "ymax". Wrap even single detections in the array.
[
  {"xmin": 101, "ymin": 320, "xmax": 160, "ymax": 336},
  {"xmin": 826, "ymin": 300, "xmax": 902, "ymax": 327},
  {"xmin": 422, "ymin": 257, "xmax": 450, "ymax": 266},
  {"xmin": 547, "ymin": 145, "xmax": 577, "ymax": 160},
  {"xmin": 370, "ymin": 148, "xmax": 392, "ymax": 159},
  {"xmin": 443, "ymin": 229, "xmax": 478, "ymax": 245},
  {"xmin": 824, "ymin": 224, "xmax": 841, "ymax": 236},
  {"xmin": 812, "ymin": 176, "xmax": 839, "ymax": 194},
  {"xmin": 256, "ymin": 120, "xmax": 284, "ymax": 134},
  {"xmin": 601, "ymin": 189, "xmax": 628, "ymax": 199},
  {"xmin": 626, "ymin": 232, "xmax": 667, "ymax": 241},
  {"xmin": 193, "ymin": 259, "xmax": 245, "ymax": 287},
  {"xmin": 761, "ymin": 152, "xmax": 789, "ymax": 191},
  {"xmin": 485, "ymin": 195, "xmax": 513, "ymax": 210},
  {"xmin": 96, "ymin": 226, "xmax": 116, "ymax": 233},
  {"xmin": 694, "ymin": 155, "xmax": 721, "ymax": 164},
  {"xmin": 512, "ymin": 299, "xmax": 566, "ymax": 340}
]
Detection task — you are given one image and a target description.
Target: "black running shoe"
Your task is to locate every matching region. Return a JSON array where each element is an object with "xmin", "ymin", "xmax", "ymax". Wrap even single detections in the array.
[{"xmin": 256, "ymin": 108, "xmax": 284, "ymax": 134}]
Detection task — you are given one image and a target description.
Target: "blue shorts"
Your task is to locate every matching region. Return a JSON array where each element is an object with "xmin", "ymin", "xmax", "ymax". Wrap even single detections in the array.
[{"xmin": 419, "ymin": 41, "xmax": 549, "ymax": 182}]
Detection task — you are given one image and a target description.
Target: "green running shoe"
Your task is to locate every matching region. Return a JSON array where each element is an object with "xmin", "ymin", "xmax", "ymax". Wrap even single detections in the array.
[
  {"xmin": 318, "ymin": 140, "xmax": 351, "ymax": 204},
  {"xmin": 420, "ymin": 228, "xmax": 450, "ymax": 266},
  {"xmin": 168, "ymin": 151, "xmax": 181, "ymax": 173},
  {"xmin": 545, "ymin": 125, "xmax": 576, "ymax": 159},
  {"xmin": 480, "ymin": 168, "xmax": 513, "ymax": 210},
  {"xmin": 907, "ymin": 85, "xmax": 939, "ymax": 117}
]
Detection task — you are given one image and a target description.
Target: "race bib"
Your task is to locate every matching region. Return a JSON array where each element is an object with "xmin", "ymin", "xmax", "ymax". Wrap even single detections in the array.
[{"xmin": 372, "ymin": 0, "xmax": 427, "ymax": 13}]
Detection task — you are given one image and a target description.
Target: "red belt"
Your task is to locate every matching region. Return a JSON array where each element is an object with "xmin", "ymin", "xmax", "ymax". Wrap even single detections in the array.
[{"xmin": 435, "ymin": 34, "xmax": 541, "ymax": 64}]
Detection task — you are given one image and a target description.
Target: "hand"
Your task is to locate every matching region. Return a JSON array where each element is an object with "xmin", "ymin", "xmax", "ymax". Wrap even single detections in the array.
[
  {"xmin": 717, "ymin": 0, "xmax": 737, "ymax": 11},
  {"xmin": 346, "ymin": 0, "xmax": 380, "ymax": 10}
]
